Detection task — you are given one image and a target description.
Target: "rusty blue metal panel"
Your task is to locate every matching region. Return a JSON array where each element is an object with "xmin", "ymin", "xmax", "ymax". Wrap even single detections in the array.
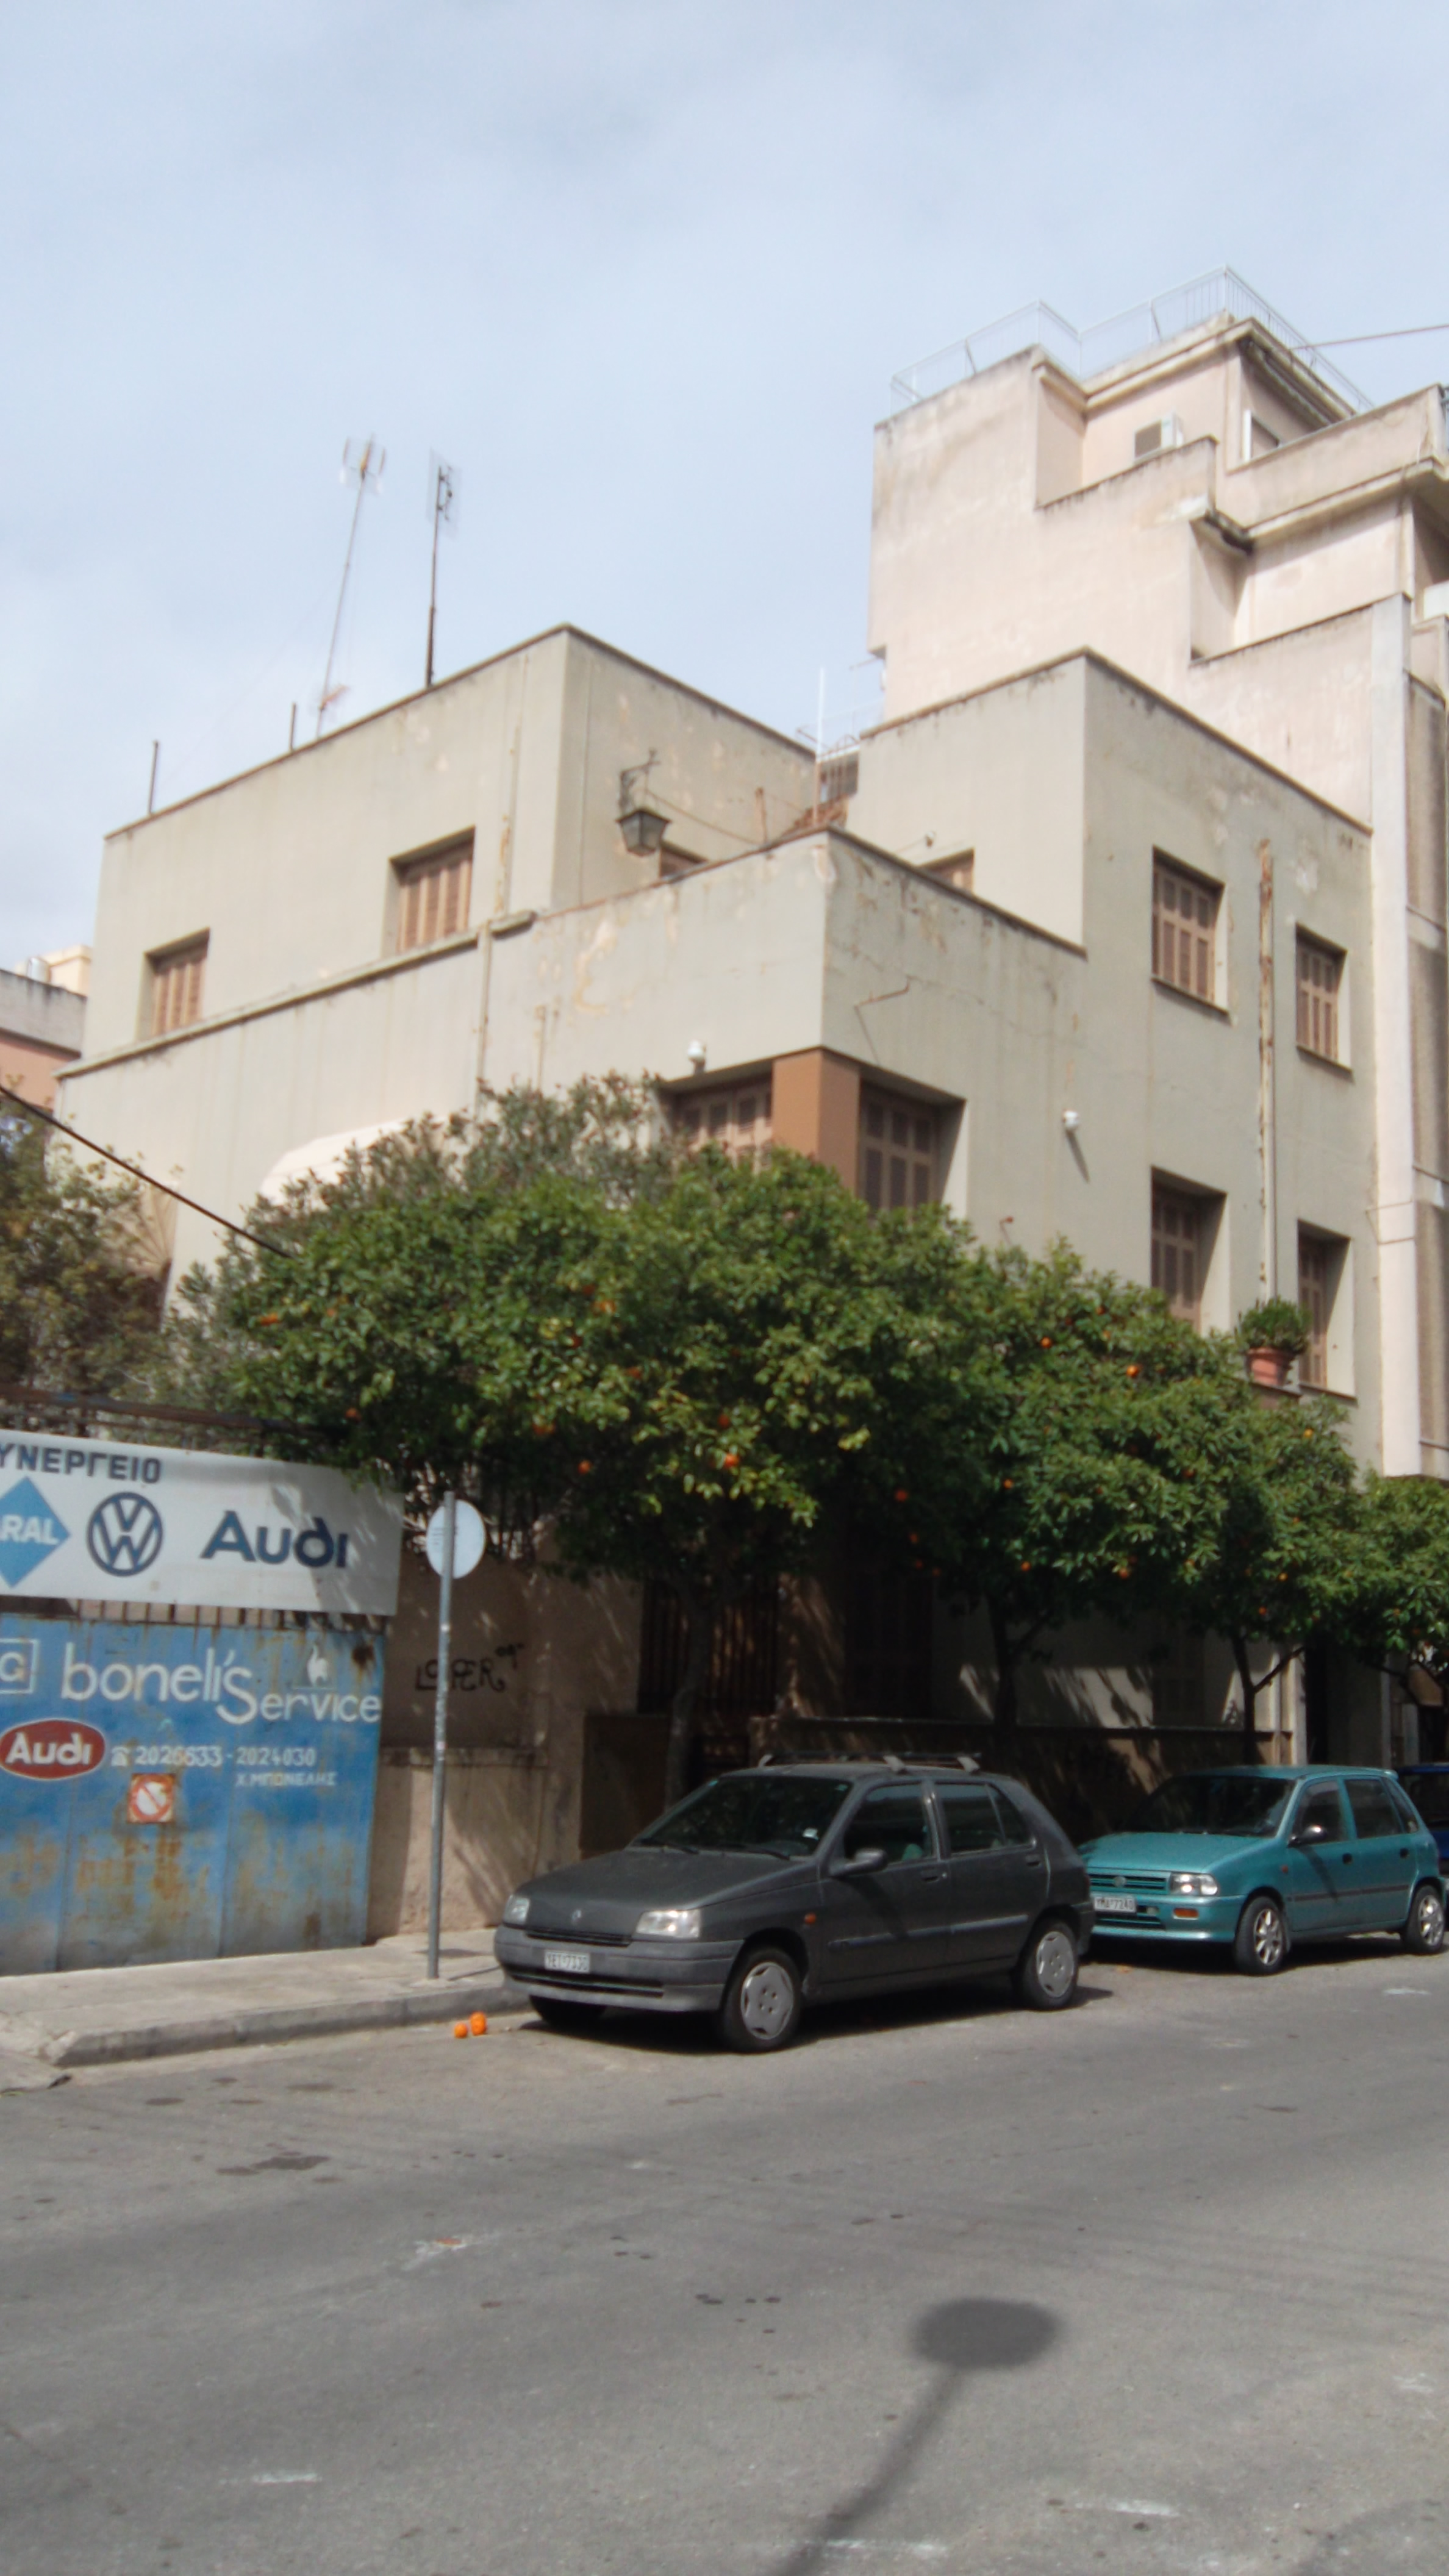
[{"xmin": 0, "ymin": 1617, "xmax": 384, "ymax": 1975}]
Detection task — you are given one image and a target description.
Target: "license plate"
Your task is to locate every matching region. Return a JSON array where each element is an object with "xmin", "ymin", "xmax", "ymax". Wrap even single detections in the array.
[
  {"xmin": 1092, "ymin": 1892, "xmax": 1137, "ymax": 1916},
  {"xmin": 543, "ymin": 1947, "xmax": 590, "ymax": 1975}
]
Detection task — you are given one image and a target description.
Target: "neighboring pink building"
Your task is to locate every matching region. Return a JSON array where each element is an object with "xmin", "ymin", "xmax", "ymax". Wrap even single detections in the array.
[{"xmin": 0, "ymin": 949, "xmax": 89, "ymax": 1109}]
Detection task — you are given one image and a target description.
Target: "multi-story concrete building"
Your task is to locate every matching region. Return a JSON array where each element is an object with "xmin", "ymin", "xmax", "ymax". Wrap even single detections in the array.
[{"xmin": 57, "ymin": 274, "xmax": 1447, "ymax": 1908}]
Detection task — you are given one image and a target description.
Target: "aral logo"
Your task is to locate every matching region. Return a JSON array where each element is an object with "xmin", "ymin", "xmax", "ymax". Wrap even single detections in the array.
[
  {"xmin": 0, "ymin": 1719, "xmax": 106, "ymax": 1780},
  {"xmin": 87, "ymin": 1494, "xmax": 164, "ymax": 1580},
  {"xmin": 0, "ymin": 1479, "xmax": 70, "ymax": 1589}
]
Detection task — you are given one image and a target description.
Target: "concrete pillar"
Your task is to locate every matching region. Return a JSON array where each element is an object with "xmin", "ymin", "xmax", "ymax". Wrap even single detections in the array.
[
  {"xmin": 771, "ymin": 1048, "xmax": 861, "ymax": 1187},
  {"xmin": 1369, "ymin": 598, "xmax": 1424, "ymax": 1473}
]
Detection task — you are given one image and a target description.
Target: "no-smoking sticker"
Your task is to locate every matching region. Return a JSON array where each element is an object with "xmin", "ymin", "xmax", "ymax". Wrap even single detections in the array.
[{"xmin": 127, "ymin": 1772, "xmax": 176, "ymax": 1825}]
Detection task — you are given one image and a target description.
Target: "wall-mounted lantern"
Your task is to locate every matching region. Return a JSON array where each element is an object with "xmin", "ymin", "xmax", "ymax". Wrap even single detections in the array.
[{"xmin": 618, "ymin": 753, "xmax": 668, "ymax": 857}]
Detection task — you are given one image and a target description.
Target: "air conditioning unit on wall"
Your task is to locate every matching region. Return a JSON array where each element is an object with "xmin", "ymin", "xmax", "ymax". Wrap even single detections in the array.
[{"xmin": 1134, "ymin": 413, "xmax": 1184, "ymax": 461}]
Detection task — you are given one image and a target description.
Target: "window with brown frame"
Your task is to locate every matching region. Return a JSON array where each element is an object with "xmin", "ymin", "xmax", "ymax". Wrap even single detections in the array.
[
  {"xmin": 1152, "ymin": 857, "xmax": 1218, "ymax": 1004},
  {"xmin": 394, "ymin": 835, "xmax": 473, "ymax": 953},
  {"xmin": 673, "ymin": 1079, "xmax": 773, "ymax": 1157},
  {"xmin": 148, "ymin": 936, "xmax": 208, "ymax": 1037},
  {"xmin": 1151, "ymin": 1184, "xmax": 1203, "ymax": 1325},
  {"xmin": 1296, "ymin": 934, "xmax": 1342, "ymax": 1063},
  {"xmin": 1298, "ymin": 1233, "xmax": 1333, "ymax": 1389},
  {"xmin": 859, "ymin": 1090, "xmax": 937, "ymax": 1211}
]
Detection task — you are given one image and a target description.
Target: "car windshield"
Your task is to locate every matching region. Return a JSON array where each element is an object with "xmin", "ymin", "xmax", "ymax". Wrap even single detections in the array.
[
  {"xmin": 1120, "ymin": 1773, "xmax": 1295, "ymax": 1838},
  {"xmin": 637, "ymin": 1774, "xmax": 852, "ymax": 1858},
  {"xmin": 1400, "ymin": 1773, "xmax": 1449, "ymax": 1828}
]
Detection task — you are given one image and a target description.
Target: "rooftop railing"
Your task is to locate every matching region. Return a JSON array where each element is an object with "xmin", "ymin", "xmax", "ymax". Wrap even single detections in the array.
[{"xmin": 889, "ymin": 269, "xmax": 1370, "ymax": 418}]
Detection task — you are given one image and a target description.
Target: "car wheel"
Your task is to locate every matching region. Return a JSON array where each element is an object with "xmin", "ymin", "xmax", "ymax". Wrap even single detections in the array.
[
  {"xmin": 718, "ymin": 1945, "xmax": 804, "ymax": 2054},
  {"xmin": 1012, "ymin": 1919, "xmax": 1079, "ymax": 2011},
  {"xmin": 1234, "ymin": 1894, "xmax": 1289, "ymax": 1976},
  {"xmin": 1402, "ymin": 1883, "xmax": 1447, "ymax": 1955},
  {"xmin": 532, "ymin": 1995, "xmax": 607, "ymax": 2033}
]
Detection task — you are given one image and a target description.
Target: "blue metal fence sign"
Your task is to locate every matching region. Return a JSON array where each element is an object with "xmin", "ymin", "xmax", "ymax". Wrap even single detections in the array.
[{"xmin": 0, "ymin": 1616, "xmax": 384, "ymax": 1974}]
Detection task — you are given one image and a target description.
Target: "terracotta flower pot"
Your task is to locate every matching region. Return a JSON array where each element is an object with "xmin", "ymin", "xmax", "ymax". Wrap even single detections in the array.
[{"xmin": 1247, "ymin": 1345, "xmax": 1293, "ymax": 1390}]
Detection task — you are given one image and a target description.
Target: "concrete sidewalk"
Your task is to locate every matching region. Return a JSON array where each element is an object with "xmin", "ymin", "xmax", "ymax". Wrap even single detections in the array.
[{"xmin": 0, "ymin": 1933, "xmax": 532, "ymax": 2083}]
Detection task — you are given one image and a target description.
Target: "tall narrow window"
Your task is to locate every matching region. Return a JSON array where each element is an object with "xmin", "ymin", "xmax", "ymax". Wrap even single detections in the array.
[
  {"xmin": 1151, "ymin": 1185, "xmax": 1201, "ymax": 1325},
  {"xmin": 149, "ymin": 936, "xmax": 208, "ymax": 1036},
  {"xmin": 1152, "ymin": 858, "xmax": 1218, "ymax": 1004},
  {"xmin": 1298, "ymin": 1234, "xmax": 1332, "ymax": 1389},
  {"xmin": 673, "ymin": 1080, "xmax": 773, "ymax": 1157},
  {"xmin": 394, "ymin": 835, "xmax": 473, "ymax": 953},
  {"xmin": 1296, "ymin": 935, "xmax": 1342, "ymax": 1063},
  {"xmin": 859, "ymin": 1090, "xmax": 937, "ymax": 1211}
]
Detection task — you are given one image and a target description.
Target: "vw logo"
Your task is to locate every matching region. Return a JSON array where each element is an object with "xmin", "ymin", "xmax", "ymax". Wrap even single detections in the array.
[{"xmin": 87, "ymin": 1494, "xmax": 165, "ymax": 1579}]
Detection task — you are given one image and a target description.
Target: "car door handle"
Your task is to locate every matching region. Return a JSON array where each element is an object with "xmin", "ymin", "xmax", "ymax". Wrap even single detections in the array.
[
  {"xmin": 920, "ymin": 1869, "xmax": 948, "ymax": 1883},
  {"xmin": 1342, "ymin": 1853, "xmax": 1353, "ymax": 1865}
]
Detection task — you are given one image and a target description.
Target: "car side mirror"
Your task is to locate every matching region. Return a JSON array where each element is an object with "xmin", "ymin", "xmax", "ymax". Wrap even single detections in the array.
[
  {"xmin": 834, "ymin": 1846, "xmax": 888, "ymax": 1877},
  {"xmin": 1293, "ymin": 1821, "xmax": 1328, "ymax": 1845}
]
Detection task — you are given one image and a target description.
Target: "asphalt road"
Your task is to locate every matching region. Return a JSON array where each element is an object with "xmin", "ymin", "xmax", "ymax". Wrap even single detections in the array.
[{"xmin": 5, "ymin": 1938, "xmax": 1449, "ymax": 2576}]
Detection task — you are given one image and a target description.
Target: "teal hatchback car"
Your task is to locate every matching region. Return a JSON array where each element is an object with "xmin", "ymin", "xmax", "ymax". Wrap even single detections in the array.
[{"xmin": 1082, "ymin": 1768, "xmax": 1446, "ymax": 1975}]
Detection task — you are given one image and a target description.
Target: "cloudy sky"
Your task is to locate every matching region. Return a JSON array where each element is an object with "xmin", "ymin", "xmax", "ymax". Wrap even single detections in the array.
[{"xmin": 5, "ymin": 0, "xmax": 1448, "ymax": 961}]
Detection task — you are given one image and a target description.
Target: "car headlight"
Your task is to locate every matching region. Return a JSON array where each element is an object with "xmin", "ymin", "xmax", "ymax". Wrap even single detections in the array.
[
  {"xmin": 635, "ymin": 1907, "xmax": 703, "ymax": 1939},
  {"xmin": 502, "ymin": 1894, "xmax": 529, "ymax": 1925},
  {"xmin": 1168, "ymin": 1872, "xmax": 1219, "ymax": 1898}
]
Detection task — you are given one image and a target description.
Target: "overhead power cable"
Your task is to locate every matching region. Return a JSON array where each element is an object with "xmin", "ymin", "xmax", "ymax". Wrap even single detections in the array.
[{"xmin": 0, "ymin": 1084, "xmax": 297, "ymax": 1261}]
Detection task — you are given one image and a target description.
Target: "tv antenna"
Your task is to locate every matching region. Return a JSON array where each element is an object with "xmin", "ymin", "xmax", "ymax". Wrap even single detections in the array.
[
  {"xmin": 317, "ymin": 437, "xmax": 385, "ymax": 739},
  {"xmin": 424, "ymin": 454, "xmax": 458, "ymax": 690}
]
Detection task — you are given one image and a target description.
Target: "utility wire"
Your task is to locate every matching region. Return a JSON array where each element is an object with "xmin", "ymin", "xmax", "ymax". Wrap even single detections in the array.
[
  {"xmin": 0, "ymin": 1085, "xmax": 297, "ymax": 1261},
  {"xmin": 1295, "ymin": 324, "xmax": 1449, "ymax": 350}
]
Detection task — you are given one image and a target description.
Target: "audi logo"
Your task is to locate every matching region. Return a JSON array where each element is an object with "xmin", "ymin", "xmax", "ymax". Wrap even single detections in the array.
[{"xmin": 87, "ymin": 1494, "xmax": 165, "ymax": 1579}]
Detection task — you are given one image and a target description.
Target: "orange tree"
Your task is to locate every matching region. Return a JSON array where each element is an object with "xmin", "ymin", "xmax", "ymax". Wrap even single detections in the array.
[
  {"xmin": 541, "ymin": 1151, "xmax": 996, "ymax": 1805},
  {"xmin": 879, "ymin": 1246, "xmax": 1229, "ymax": 1725}
]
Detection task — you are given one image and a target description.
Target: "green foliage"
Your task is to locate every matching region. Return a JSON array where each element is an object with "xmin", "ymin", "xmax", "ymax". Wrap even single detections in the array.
[
  {"xmin": 1335, "ymin": 1475, "xmax": 1449, "ymax": 1687},
  {"xmin": 1237, "ymin": 1298, "xmax": 1311, "ymax": 1358},
  {"xmin": 0, "ymin": 1109, "xmax": 166, "ymax": 1396},
  {"xmin": 886, "ymin": 1245, "xmax": 1234, "ymax": 1720}
]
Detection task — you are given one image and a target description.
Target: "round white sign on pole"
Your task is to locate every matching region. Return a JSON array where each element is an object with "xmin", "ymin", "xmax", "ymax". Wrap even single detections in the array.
[{"xmin": 425, "ymin": 1499, "xmax": 486, "ymax": 1580}]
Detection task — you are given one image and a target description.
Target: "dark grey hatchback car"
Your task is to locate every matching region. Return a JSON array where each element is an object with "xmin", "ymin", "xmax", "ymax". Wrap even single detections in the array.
[{"xmin": 493, "ymin": 1761, "xmax": 1093, "ymax": 2052}]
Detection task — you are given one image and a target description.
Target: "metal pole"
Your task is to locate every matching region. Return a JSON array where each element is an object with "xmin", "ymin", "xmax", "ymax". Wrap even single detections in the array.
[
  {"xmin": 147, "ymin": 742, "xmax": 160, "ymax": 815},
  {"xmin": 425, "ymin": 463, "xmax": 442, "ymax": 689},
  {"xmin": 426, "ymin": 1489, "xmax": 456, "ymax": 1980}
]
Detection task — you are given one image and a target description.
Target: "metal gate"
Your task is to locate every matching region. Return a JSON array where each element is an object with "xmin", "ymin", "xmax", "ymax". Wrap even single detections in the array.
[{"xmin": 0, "ymin": 1615, "xmax": 385, "ymax": 1973}]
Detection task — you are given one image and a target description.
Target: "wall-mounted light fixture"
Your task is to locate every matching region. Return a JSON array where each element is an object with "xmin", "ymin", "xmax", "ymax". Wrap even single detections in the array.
[
  {"xmin": 619, "ymin": 753, "xmax": 668, "ymax": 857},
  {"xmin": 686, "ymin": 1039, "xmax": 707, "ymax": 1071},
  {"xmin": 1062, "ymin": 1109, "xmax": 1081, "ymax": 1133}
]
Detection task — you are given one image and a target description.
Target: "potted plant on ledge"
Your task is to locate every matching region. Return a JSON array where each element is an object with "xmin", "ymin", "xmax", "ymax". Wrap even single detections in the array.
[{"xmin": 1237, "ymin": 1299, "xmax": 1310, "ymax": 1392}]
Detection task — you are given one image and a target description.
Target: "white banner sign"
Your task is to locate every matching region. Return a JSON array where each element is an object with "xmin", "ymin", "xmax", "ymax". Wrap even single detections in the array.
[{"xmin": 0, "ymin": 1430, "xmax": 403, "ymax": 1614}]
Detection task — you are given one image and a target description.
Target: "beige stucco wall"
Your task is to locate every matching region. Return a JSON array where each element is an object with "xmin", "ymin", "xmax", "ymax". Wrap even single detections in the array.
[{"xmin": 367, "ymin": 1541, "xmax": 641, "ymax": 1936}]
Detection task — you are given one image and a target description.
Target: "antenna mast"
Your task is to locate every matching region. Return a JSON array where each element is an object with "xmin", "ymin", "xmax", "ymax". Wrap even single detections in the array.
[
  {"xmin": 424, "ymin": 456, "xmax": 457, "ymax": 690},
  {"xmin": 318, "ymin": 437, "xmax": 385, "ymax": 739}
]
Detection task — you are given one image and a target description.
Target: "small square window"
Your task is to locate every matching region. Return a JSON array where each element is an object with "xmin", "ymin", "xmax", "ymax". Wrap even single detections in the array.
[
  {"xmin": 1296, "ymin": 935, "xmax": 1342, "ymax": 1064},
  {"xmin": 148, "ymin": 936, "xmax": 208, "ymax": 1036},
  {"xmin": 1153, "ymin": 857, "xmax": 1219, "ymax": 1005},
  {"xmin": 394, "ymin": 835, "xmax": 473, "ymax": 954}
]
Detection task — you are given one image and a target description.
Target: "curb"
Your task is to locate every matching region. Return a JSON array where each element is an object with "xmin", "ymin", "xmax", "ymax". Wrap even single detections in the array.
[{"xmin": 4, "ymin": 1979, "xmax": 536, "ymax": 2071}]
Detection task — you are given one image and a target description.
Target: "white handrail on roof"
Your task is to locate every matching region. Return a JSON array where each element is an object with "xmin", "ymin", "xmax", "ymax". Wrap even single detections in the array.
[{"xmin": 889, "ymin": 268, "xmax": 1370, "ymax": 418}]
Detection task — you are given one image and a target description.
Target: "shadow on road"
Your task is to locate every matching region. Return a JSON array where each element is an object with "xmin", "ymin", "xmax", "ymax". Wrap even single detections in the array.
[
  {"xmin": 766, "ymin": 2295, "xmax": 1061, "ymax": 2576},
  {"xmin": 1091, "ymin": 1931, "xmax": 1429, "ymax": 1978},
  {"xmin": 522, "ymin": 1975, "xmax": 1115, "ymax": 2058}
]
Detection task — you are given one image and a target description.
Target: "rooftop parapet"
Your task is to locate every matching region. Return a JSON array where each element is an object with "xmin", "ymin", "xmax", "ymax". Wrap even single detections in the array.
[{"xmin": 889, "ymin": 268, "xmax": 1370, "ymax": 420}]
